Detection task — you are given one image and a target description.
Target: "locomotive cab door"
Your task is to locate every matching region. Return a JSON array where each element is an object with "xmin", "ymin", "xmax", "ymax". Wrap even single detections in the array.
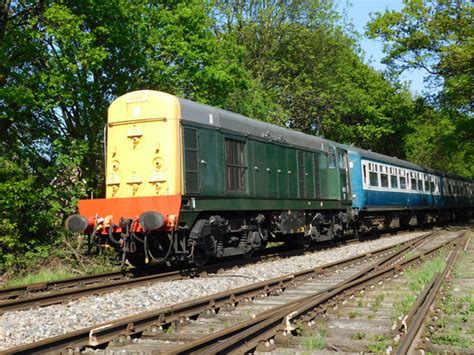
[{"xmin": 337, "ymin": 148, "xmax": 351, "ymax": 202}]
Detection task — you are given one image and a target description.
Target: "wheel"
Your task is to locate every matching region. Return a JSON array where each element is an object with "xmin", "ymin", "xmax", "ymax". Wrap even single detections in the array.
[
  {"xmin": 242, "ymin": 248, "xmax": 254, "ymax": 259},
  {"xmin": 191, "ymin": 246, "xmax": 210, "ymax": 267},
  {"xmin": 301, "ymin": 234, "xmax": 312, "ymax": 248},
  {"xmin": 126, "ymin": 253, "xmax": 147, "ymax": 268}
]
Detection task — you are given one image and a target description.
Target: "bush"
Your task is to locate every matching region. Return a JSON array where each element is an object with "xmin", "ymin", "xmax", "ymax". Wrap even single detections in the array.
[{"xmin": 0, "ymin": 142, "xmax": 87, "ymax": 274}]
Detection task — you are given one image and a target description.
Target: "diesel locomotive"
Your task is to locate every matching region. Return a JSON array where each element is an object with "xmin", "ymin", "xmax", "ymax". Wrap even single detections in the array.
[{"xmin": 66, "ymin": 90, "xmax": 474, "ymax": 267}]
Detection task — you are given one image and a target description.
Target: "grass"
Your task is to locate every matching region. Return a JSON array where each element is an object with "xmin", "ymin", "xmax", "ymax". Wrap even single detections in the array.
[
  {"xmin": 393, "ymin": 294, "xmax": 417, "ymax": 320},
  {"xmin": 427, "ymin": 249, "xmax": 474, "ymax": 349},
  {"xmin": 371, "ymin": 293, "xmax": 385, "ymax": 313},
  {"xmin": 4, "ymin": 269, "xmax": 77, "ymax": 287},
  {"xmin": 3, "ymin": 258, "xmax": 119, "ymax": 288},
  {"xmin": 351, "ymin": 331, "xmax": 366, "ymax": 340},
  {"xmin": 300, "ymin": 321, "xmax": 328, "ymax": 351},
  {"xmin": 370, "ymin": 335, "xmax": 387, "ymax": 342},
  {"xmin": 349, "ymin": 310, "xmax": 362, "ymax": 319},
  {"xmin": 367, "ymin": 341, "xmax": 388, "ymax": 353},
  {"xmin": 368, "ymin": 335, "xmax": 391, "ymax": 353},
  {"xmin": 405, "ymin": 253, "xmax": 446, "ymax": 293},
  {"xmin": 431, "ymin": 332, "xmax": 473, "ymax": 348},
  {"xmin": 392, "ymin": 254, "xmax": 446, "ymax": 320},
  {"xmin": 301, "ymin": 332, "xmax": 326, "ymax": 351}
]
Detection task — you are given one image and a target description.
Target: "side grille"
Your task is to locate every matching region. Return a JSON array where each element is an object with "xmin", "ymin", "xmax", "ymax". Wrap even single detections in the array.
[
  {"xmin": 298, "ymin": 150, "xmax": 305, "ymax": 198},
  {"xmin": 314, "ymin": 153, "xmax": 321, "ymax": 198},
  {"xmin": 183, "ymin": 127, "xmax": 200, "ymax": 194}
]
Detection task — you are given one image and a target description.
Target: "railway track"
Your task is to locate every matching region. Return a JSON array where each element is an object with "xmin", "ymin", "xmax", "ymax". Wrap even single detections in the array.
[
  {"xmin": 159, "ymin": 229, "xmax": 464, "ymax": 354},
  {"xmin": 414, "ymin": 231, "xmax": 474, "ymax": 353},
  {"xmin": 0, "ymin": 232, "xmax": 389, "ymax": 314},
  {"xmin": 3, "ymin": 230, "xmax": 440, "ymax": 354},
  {"xmin": 143, "ymin": 230, "xmax": 463, "ymax": 354}
]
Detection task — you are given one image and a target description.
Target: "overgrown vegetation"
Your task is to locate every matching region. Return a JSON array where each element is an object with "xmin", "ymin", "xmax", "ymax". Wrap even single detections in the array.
[
  {"xmin": 300, "ymin": 321, "xmax": 328, "ymax": 351},
  {"xmin": 392, "ymin": 254, "xmax": 446, "ymax": 319},
  {"xmin": 1, "ymin": 0, "xmax": 472, "ymax": 275},
  {"xmin": 427, "ymin": 250, "xmax": 474, "ymax": 348},
  {"xmin": 367, "ymin": 335, "xmax": 392, "ymax": 353},
  {"xmin": 370, "ymin": 293, "xmax": 385, "ymax": 313}
]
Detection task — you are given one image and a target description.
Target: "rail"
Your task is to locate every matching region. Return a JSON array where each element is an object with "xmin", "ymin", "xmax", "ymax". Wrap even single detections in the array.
[{"xmin": 4, "ymin": 231, "xmax": 435, "ymax": 354}]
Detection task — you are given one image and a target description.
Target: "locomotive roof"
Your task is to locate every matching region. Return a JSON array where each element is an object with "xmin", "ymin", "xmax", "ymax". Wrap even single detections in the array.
[
  {"xmin": 178, "ymin": 97, "xmax": 333, "ymax": 152},
  {"xmin": 177, "ymin": 96, "xmax": 474, "ymax": 181},
  {"xmin": 175, "ymin": 96, "xmax": 474, "ymax": 182}
]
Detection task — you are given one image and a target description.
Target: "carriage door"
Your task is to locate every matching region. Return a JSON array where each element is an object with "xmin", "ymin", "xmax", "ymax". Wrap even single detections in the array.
[{"xmin": 337, "ymin": 149, "xmax": 350, "ymax": 202}]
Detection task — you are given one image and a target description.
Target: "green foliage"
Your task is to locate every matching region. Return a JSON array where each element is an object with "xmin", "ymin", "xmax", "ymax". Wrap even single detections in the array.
[
  {"xmin": 393, "ymin": 255, "xmax": 446, "ymax": 320},
  {"xmin": 367, "ymin": 0, "xmax": 473, "ymax": 176},
  {"xmin": 406, "ymin": 254, "xmax": 446, "ymax": 292},
  {"xmin": 214, "ymin": 1, "xmax": 418, "ymax": 156},
  {"xmin": 1, "ymin": 0, "xmax": 471, "ymax": 274},
  {"xmin": 371, "ymin": 293, "xmax": 385, "ymax": 313},
  {"xmin": 349, "ymin": 309, "xmax": 362, "ymax": 319},
  {"xmin": 431, "ymin": 332, "xmax": 473, "ymax": 348},
  {"xmin": 0, "ymin": 0, "xmax": 251, "ymax": 273},
  {"xmin": 301, "ymin": 332, "xmax": 326, "ymax": 351},
  {"xmin": 351, "ymin": 331, "xmax": 366, "ymax": 340},
  {"xmin": 393, "ymin": 294, "xmax": 417, "ymax": 320},
  {"xmin": 0, "ymin": 144, "xmax": 87, "ymax": 271},
  {"xmin": 367, "ymin": 0, "xmax": 473, "ymax": 112},
  {"xmin": 5, "ymin": 269, "xmax": 76, "ymax": 288}
]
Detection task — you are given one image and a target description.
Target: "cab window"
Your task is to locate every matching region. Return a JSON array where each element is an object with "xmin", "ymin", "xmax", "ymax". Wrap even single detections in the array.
[
  {"xmin": 328, "ymin": 148, "xmax": 336, "ymax": 169},
  {"xmin": 338, "ymin": 152, "xmax": 346, "ymax": 169}
]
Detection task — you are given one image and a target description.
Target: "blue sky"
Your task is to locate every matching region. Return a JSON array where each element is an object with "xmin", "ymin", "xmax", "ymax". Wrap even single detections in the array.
[{"xmin": 337, "ymin": 0, "xmax": 427, "ymax": 95}]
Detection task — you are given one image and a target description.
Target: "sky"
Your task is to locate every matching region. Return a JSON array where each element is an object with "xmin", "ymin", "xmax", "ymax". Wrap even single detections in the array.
[{"xmin": 337, "ymin": 0, "xmax": 427, "ymax": 95}]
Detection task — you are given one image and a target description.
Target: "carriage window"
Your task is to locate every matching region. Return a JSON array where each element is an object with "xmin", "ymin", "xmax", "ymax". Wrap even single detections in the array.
[
  {"xmin": 400, "ymin": 176, "xmax": 407, "ymax": 189},
  {"xmin": 369, "ymin": 172, "xmax": 379, "ymax": 187},
  {"xmin": 430, "ymin": 181, "xmax": 435, "ymax": 192},
  {"xmin": 424, "ymin": 180, "xmax": 429, "ymax": 191},
  {"xmin": 381, "ymin": 173, "xmax": 389, "ymax": 187},
  {"xmin": 418, "ymin": 180, "xmax": 423, "ymax": 191},
  {"xmin": 363, "ymin": 164, "xmax": 367, "ymax": 184},
  {"xmin": 225, "ymin": 139, "xmax": 246, "ymax": 192},
  {"xmin": 391, "ymin": 175, "xmax": 398, "ymax": 189},
  {"xmin": 411, "ymin": 178, "xmax": 417, "ymax": 190}
]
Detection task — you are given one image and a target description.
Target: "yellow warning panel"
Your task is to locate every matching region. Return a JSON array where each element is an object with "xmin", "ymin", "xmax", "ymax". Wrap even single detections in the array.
[{"xmin": 106, "ymin": 91, "xmax": 182, "ymax": 198}]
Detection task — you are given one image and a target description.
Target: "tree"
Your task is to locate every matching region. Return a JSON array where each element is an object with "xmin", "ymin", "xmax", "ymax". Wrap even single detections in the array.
[
  {"xmin": 367, "ymin": 0, "xmax": 473, "ymax": 113},
  {"xmin": 0, "ymin": 0, "xmax": 251, "ymax": 271},
  {"xmin": 213, "ymin": 0, "xmax": 417, "ymax": 156},
  {"xmin": 367, "ymin": 0, "xmax": 473, "ymax": 176}
]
